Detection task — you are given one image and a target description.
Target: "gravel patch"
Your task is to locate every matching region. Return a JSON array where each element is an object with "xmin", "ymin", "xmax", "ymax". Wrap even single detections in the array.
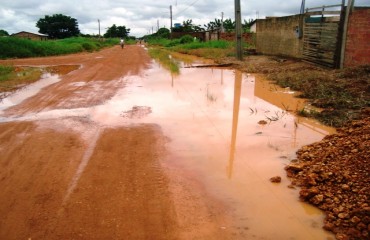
[{"xmin": 286, "ymin": 116, "xmax": 369, "ymax": 240}]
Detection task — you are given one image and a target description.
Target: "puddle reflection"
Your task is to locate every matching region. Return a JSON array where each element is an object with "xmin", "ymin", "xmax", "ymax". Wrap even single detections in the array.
[
  {"xmin": 228, "ymin": 70, "xmax": 242, "ymax": 179},
  {"xmin": 0, "ymin": 73, "xmax": 61, "ymax": 114}
]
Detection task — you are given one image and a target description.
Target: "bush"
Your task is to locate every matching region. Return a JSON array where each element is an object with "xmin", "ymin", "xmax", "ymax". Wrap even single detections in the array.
[
  {"xmin": 0, "ymin": 37, "xmax": 116, "ymax": 59},
  {"xmin": 179, "ymin": 35, "xmax": 194, "ymax": 44},
  {"xmin": 81, "ymin": 42, "xmax": 97, "ymax": 51},
  {"xmin": 165, "ymin": 39, "xmax": 181, "ymax": 47}
]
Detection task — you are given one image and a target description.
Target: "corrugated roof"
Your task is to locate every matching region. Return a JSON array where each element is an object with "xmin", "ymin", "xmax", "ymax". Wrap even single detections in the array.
[{"xmin": 11, "ymin": 31, "xmax": 49, "ymax": 37}]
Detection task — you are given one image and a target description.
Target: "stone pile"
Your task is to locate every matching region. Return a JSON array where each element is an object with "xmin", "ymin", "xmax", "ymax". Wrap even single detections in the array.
[{"xmin": 286, "ymin": 117, "xmax": 369, "ymax": 240}]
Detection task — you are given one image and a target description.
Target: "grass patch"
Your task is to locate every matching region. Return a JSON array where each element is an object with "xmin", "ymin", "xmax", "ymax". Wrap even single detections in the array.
[
  {"xmin": 0, "ymin": 65, "xmax": 14, "ymax": 81},
  {"xmin": 148, "ymin": 48, "xmax": 180, "ymax": 74},
  {"xmin": 0, "ymin": 65, "xmax": 44, "ymax": 92},
  {"xmin": 170, "ymin": 40, "xmax": 233, "ymax": 59},
  {"xmin": 147, "ymin": 37, "xmax": 251, "ymax": 60},
  {"xmin": 269, "ymin": 65, "xmax": 370, "ymax": 127},
  {"xmin": 0, "ymin": 37, "xmax": 117, "ymax": 59}
]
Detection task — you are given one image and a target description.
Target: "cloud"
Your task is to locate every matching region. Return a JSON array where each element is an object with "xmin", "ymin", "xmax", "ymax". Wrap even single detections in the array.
[{"xmin": 0, "ymin": 0, "xmax": 369, "ymax": 37}]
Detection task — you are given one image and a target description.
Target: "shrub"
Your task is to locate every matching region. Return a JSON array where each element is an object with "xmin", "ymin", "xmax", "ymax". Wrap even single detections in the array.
[
  {"xmin": 179, "ymin": 35, "xmax": 194, "ymax": 44},
  {"xmin": 0, "ymin": 37, "xmax": 116, "ymax": 59},
  {"xmin": 81, "ymin": 42, "xmax": 96, "ymax": 51}
]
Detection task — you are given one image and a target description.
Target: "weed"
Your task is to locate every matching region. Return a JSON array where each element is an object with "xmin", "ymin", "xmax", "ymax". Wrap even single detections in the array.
[
  {"xmin": 0, "ymin": 65, "xmax": 14, "ymax": 81},
  {"xmin": 281, "ymin": 102, "xmax": 291, "ymax": 112},
  {"xmin": 265, "ymin": 110, "xmax": 287, "ymax": 122},
  {"xmin": 267, "ymin": 142, "xmax": 280, "ymax": 151},
  {"xmin": 269, "ymin": 66, "xmax": 370, "ymax": 127},
  {"xmin": 148, "ymin": 48, "xmax": 180, "ymax": 74},
  {"xmin": 206, "ymin": 85, "xmax": 217, "ymax": 102}
]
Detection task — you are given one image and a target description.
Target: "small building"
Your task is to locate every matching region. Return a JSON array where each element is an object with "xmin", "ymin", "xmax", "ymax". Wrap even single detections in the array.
[
  {"xmin": 250, "ymin": 20, "xmax": 257, "ymax": 33},
  {"xmin": 11, "ymin": 31, "xmax": 48, "ymax": 41}
]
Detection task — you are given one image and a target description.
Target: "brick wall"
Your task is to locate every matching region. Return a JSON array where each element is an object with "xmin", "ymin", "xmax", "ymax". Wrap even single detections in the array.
[
  {"xmin": 171, "ymin": 32, "xmax": 206, "ymax": 41},
  {"xmin": 344, "ymin": 7, "xmax": 370, "ymax": 67},
  {"xmin": 219, "ymin": 32, "xmax": 255, "ymax": 46},
  {"xmin": 256, "ymin": 15, "xmax": 303, "ymax": 58}
]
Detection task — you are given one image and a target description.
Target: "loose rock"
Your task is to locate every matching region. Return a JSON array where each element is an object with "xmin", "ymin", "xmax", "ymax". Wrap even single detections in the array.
[
  {"xmin": 286, "ymin": 117, "xmax": 370, "ymax": 239},
  {"xmin": 269, "ymin": 176, "xmax": 282, "ymax": 183}
]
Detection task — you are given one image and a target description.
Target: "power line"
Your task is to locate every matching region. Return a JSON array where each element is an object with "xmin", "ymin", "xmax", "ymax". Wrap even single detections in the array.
[{"xmin": 173, "ymin": 0, "xmax": 201, "ymax": 17}]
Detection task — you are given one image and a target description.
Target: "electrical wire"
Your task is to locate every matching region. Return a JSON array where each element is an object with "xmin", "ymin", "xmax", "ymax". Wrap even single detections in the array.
[{"xmin": 173, "ymin": 0, "xmax": 201, "ymax": 17}]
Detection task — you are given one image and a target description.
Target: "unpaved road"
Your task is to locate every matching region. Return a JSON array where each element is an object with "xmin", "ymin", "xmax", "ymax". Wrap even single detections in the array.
[{"xmin": 0, "ymin": 46, "xmax": 231, "ymax": 239}]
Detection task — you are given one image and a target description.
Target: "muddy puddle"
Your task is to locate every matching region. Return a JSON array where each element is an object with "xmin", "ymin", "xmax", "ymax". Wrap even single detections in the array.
[
  {"xmin": 90, "ymin": 53, "xmax": 335, "ymax": 239},
  {"xmin": 0, "ymin": 73, "xmax": 61, "ymax": 115},
  {"xmin": 0, "ymin": 52, "xmax": 336, "ymax": 239}
]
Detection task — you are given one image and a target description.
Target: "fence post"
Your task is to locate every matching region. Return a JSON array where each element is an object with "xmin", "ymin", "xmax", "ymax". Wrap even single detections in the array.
[{"xmin": 340, "ymin": 0, "xmax": 354, "ymax": 69}]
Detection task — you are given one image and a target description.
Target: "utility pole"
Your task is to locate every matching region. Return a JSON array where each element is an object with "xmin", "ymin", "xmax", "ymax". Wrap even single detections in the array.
[
  {"xmin": 98, "ymin": 19, "xmax": 100, "ymax": 38},
  {"xmin": 234, "ymin": 0, "xmax": 243, "ymax": 60},
  {"xmin": 170, "ymin": 5, "xmax": 173, "ymax": 39},
  {"xmin": 221, "ymin": 12, "xmax": 224, "ymax": 33},
  {"xmin": 157, "ymin": 19, "xmax": 159, "ymax": 31}
]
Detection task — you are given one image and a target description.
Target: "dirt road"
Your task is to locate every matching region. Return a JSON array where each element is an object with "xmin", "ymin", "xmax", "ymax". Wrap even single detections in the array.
[{"xmin": 0, "ymin": 46, "xmax": 231, "ymax": 239}]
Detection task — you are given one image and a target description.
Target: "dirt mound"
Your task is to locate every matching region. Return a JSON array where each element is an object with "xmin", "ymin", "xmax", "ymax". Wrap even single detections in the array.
[{"xmin": 286, "ymin": 116, "xmax": 370, "ymax": 240}]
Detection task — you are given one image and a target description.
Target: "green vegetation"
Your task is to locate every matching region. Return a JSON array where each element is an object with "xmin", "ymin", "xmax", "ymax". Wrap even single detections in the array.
[
  {"xmin": 268, "ymin": 66, "xmax": 370, "ymax": 127},
  {"xmin": 171, "ymin": 40, "xmax": 234, "ymax": 59},
  {"xmin": 0, "ymin": 29, "xmax": 9, "ymax": 36},
  {"xmin": 147, "ymin": 36, "xmax": 236, "ymax": 59},
  {"xmin": 36, "ymin": 14, "xmax": 80, "ymax": 39},
  {"xmin": 0, "ymin": 65, "xmax": 43, "ymax": 92},
  {"xmin": 104, "ymin": 24, "xmax": 130, "ymax": 38},
  {"xmin": 148, "ymin": 48, "xmax": 180, "ymax": 74},
  {"xmin": 174, "ymin": 39, "xmax": 231, "ymax": 50},
  {"xmin": 0, "ymin": 37, "xmax": 117, "ymax": 59},
  {"xmin": 0, "ymin": 65, "xmax": 14, "ymax": 81}
]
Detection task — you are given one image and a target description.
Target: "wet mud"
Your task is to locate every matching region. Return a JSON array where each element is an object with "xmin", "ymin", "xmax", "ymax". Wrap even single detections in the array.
[{"xmin": 0, "ymin": 46, "xmax": 336, "ymax": 239}]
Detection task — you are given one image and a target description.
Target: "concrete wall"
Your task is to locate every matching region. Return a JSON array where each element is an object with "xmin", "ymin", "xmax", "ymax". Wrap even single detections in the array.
[
  {"xmin": 256, "ymin": 15, "xmax": 303, "ymax": 58},
  {"xmin": 344, "ymin": 7, "xmax": 370, "ymax": 67}
]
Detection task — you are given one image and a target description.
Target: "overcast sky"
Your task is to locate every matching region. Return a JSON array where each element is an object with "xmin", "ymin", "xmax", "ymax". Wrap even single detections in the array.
[{"xmin": 1, "ymin": 0, "xmax": 369, "ymax": 37}]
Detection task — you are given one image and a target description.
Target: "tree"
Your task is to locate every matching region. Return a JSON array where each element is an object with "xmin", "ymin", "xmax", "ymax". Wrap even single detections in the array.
[
  {"xmin": 223, "ymin": 18, "xmax": 235, "ymax": 32},
  {"xmin": 204, "ymin": 19, "xmax": 222, "ymax": 31},
  {"xmin": 36, "ymin": 14, "xmax": 80, "ymax": 39},
  {"xmin": 155, "ymin": 27, "xmax": 170, "ymax": 38},
  {"xmin": 204, "ymin": 18, "xmax": 235, "ymax": 32},
  {"xmin": 172, "ymin": 19, "xmax": 204, "ymax": 33},
  {"xmin": 242, "ymin": 19, "xmax": 255, "ymax": 33},
  {"xmin": 103, "ymin": 24, "xmax": 130, "ymax": 38},
  {"xmin": 0, "ymin": 29, "xmax": 9, "ymax": 36}
]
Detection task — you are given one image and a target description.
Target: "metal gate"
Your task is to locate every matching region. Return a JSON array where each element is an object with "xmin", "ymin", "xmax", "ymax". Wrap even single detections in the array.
[{"xmin": 302, "ymin": 4, "xmax": 344, "ymax": 68}]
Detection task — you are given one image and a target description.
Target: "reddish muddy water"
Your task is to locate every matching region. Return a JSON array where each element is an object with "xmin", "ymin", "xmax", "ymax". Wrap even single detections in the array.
[
  {"xmin": 96, "ymin": 55, "xmax": 336, "ymax": 239},
  {"xmin": 0, "ymin": 48, "xmax": 336, "ymax": 239}
]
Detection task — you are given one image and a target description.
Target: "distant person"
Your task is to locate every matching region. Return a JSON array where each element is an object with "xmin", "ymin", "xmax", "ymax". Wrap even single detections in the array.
[{"xmin": 120, "ymin": 38, "xmax": 125, "ymax": 49}]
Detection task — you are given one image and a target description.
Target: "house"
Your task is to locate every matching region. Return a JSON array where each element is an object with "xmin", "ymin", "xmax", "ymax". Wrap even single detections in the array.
[
  {"xmin": 250, "ymin": 20, "xmax": 257, "ymax": 33},
  {"xmin": 11, "ymin": 31, "xmax": 48, "ymax": 41}
]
